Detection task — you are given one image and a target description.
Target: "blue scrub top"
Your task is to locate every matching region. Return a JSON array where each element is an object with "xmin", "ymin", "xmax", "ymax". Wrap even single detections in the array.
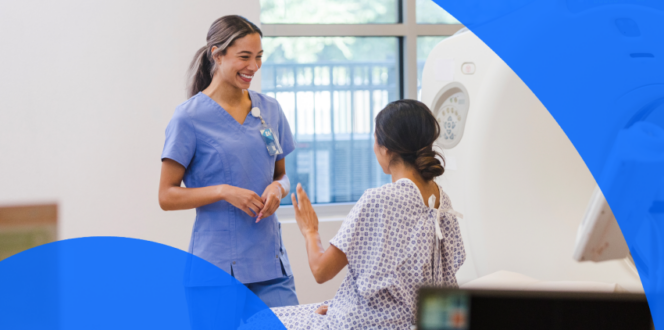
[{"xmin": 162, "ymin": 90, "xmax": 295, "ymax": 284}]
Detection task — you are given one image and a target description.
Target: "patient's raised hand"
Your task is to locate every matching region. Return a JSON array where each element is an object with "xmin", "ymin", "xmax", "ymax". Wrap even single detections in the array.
[{"xmin": 291, "ymin": 183, "xmax": 319, "ymax": 237}]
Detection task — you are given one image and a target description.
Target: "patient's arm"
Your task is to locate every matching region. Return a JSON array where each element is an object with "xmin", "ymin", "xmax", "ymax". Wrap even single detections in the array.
[
  {"xmin": 292, "ymin": 184, "xmax": 349, "ymax": 284},
  {"xmin": 304, "ymin": 232, "xmax": 348, "ymax": 284}
]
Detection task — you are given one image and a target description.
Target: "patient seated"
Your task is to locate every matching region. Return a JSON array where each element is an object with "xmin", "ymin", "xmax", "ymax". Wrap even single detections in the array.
[
  {"xmin": 272, "ymin": 178, "xmax": 465, "ymax": 329},
  {"xmin": 270, "ymin": 99, "xmax": 466, "ymax": 329}
]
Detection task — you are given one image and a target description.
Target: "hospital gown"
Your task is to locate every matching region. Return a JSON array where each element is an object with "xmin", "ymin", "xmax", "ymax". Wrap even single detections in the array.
[{"xmin": 270, "ymin": 178, "xmax": 466, "ymax": 329}]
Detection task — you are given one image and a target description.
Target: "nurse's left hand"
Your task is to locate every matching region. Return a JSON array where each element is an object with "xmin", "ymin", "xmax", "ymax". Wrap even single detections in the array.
[{"xmin": 256, "ymin": 182, "xmax": 283, "ymax": 223}]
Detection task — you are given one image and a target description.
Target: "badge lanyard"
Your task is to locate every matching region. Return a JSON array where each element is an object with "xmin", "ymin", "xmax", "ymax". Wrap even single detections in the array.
[{"xmin": 251, "ymin": 107, "xmax": 283, "ymax": 156}]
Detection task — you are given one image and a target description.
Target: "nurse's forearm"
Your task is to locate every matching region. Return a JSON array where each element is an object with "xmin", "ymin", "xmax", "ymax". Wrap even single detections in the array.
[
  {"xmin": 273, "ymin": 159, "xmax": 288, "ymax": 196},
  {"xmin": 160, "ymin": 159, "xmax": 263, "ymax": 213},
  {"xmin": 159, "ymin": 159, "xmax": 227, "ymax": 211},
  {"xmin": 159, "ymin": 185, "xmax": 227, "ymax": 211},
  {"xmin": 161, "ymin": 184, "xmax": 265, "ymax": 217}
]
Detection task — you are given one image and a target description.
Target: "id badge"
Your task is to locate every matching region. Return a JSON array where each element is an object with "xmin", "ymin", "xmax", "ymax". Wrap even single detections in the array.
[{"xmin": 260, "ymin": 127, "xmax": 283, "ymax": 156}]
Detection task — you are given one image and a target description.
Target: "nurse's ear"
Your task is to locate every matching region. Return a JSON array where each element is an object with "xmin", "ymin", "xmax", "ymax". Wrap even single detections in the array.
[{"xmin": 210, "ymin": 46, "xmax": 222, "ymax": 66}]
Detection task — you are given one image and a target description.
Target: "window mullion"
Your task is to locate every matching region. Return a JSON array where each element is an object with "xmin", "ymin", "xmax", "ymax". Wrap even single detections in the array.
[
  {"xmin": 416, "ymin": 24, "xmax": 465, "ymax": 35},
  {"xmin": 262, "ymin": 24, "xmax": 408, "ymax": 37},
  {"xmin": 262, "ymin": 24, "xmax": 464, "ymax": 38},
  {"xmin": 402, "ymin": 0, "xmax": 419, "ymax": 100}
]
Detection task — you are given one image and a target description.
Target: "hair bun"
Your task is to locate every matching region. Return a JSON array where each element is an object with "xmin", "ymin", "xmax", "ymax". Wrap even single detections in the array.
[
  {"xmin": 374, "ymin": 99, "xmax": 446, "ymax": 181},
  {"xmin": 415, "ymin": 146, "xmax": 444, "ymax": 181}
]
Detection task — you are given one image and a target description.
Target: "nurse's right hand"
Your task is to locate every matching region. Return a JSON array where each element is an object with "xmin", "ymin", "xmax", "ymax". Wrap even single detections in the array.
[{"xmin": 221, "ymin": 185, "xmax": 265, "ymax": 217}]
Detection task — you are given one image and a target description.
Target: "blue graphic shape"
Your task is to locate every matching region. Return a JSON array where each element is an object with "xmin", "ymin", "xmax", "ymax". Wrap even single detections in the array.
[
  {"xmin": 615, "ymin": 18, "xmax": 642, "ymax": 37},
  {"xmin": 432, "ymin": 0, "xmax": 664, "ymax": 326},
  {"xmin": 0, "ymin": 237, "xmax": 286, "ymax": 330}
]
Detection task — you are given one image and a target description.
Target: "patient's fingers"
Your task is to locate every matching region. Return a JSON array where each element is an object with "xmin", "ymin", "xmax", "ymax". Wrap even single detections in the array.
[
  {"xmin": 296, "ymin": 183, "xmax": 311, "ymax": 207},
  {"xmin": 291, "ymin": 193, "xmax": 299, "ymax": 212},
  {"xmin": 315, "ymin": 305, "xmax": 328, "ymax": 315},
  {"xmin": 297, "ymin": 183, "xmax": 311, "ymax": 203}
]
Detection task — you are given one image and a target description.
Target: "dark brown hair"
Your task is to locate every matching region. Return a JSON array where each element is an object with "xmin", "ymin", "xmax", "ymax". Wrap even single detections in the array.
[
  {"xmin": 187, "ymin": 15, "xmax": 262, "ymax": 97},
  {"xmin": 375, "ymin": 99, "xmax": 445, "ymax": 181}
]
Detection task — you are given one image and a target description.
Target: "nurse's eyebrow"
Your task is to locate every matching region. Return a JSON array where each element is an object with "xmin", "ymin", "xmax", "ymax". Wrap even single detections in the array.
[{"xmin": 237, "ymin": 50, "xmax": 264, "ymax": 55}]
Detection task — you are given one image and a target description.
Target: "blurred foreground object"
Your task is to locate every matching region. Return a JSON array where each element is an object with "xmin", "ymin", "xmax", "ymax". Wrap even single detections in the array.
[
  {"xmin": 418, "ymin": 286, "xmax": 653, "ymax": 330},
  {"xmin": 0, "ymin": 204, "xmax": 57, "ymax": 261}
]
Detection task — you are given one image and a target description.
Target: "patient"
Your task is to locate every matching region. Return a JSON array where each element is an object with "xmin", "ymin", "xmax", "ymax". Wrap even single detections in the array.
[{"xmin": 274, "ymin": 100, "xmax": 465, "ymax": 329}]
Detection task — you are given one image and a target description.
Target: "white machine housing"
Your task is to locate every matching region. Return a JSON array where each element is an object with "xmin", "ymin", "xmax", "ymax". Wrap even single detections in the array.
[
  {"xmin": 573, "ymin": 186, "xmax": 630, "ymax": 262},
  {"xmin": 421, "ymin": 30, "xmax": 642, "ymax": 291}
]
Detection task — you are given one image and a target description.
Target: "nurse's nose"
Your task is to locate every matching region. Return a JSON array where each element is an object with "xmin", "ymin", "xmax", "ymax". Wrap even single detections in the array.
[{"xmin": 246, "ymin": 60, "xmax": 257, "ymax": 72}]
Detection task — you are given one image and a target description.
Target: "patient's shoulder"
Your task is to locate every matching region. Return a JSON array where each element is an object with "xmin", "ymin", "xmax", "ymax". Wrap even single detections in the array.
[
  {"xmin": 438, "ymin": 186, "xmax": 454, "ymax": 208},
  {"xmin": 351, "ymin": 180, "xmax": 423, "ymax": 218},
  {"xmin": 353, "ymin": 187, "xmax": 379, "ymax": 209},
  {"xmin": 356, "ymin": 182, "xmax": 400, "ymax": 203},
  {"xmin": 352, "ymin": 182, "xmax": 411, "ymax": 214},
  {"xmin": 347, "ymin": 186, "xmax": 389, "ymax": 217}
]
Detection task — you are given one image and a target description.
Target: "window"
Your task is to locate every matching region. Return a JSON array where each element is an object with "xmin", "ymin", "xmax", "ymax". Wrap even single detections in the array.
[
  {"xmin": 260, "ymin": 0, "xmax": 463, "ymax": 206},
  {"xmin": 415, "ymin": 0, "xmax": 460, "ymax": 24},
  {"xmin": 261, "ymin": 0, "xmax": 400, "ymax": 24},
  {"xmin": 262, "ymin": 37, "xmax": 398, "ymax": 203}
]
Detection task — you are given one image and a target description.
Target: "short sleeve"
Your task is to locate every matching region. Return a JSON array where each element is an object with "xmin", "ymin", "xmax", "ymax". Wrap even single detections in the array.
[
  {"xmin": 329, "ymin": 192, "xmax": 372, "ymax": 255},
  {"xmin": 275, "ymin": 103, "xmax": 295, "ymax": 161},
  {"xmin": 161, "ymin": 109, "xmax": 196, "ymax": 168}
]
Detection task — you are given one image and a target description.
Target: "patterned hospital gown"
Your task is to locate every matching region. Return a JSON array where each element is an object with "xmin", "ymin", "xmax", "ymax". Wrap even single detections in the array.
[{"xmin": 270, "ymin": 178, "xmax": 466, "ymax": 329}]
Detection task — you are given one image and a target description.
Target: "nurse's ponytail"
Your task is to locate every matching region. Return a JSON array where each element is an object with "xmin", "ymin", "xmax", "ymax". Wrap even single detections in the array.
[
  {"xmin": 375, "ymin": 100, "xmax": 445, "ymax": 181},
  {"xmin": 187, "ymin": 15, "xmax": 262, "ymax": 98}
]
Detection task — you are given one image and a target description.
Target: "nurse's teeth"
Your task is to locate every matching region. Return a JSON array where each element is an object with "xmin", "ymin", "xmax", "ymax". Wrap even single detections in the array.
[{"xmin": 240, "ymin": 73, "xmax": 253, "ymax": 79}]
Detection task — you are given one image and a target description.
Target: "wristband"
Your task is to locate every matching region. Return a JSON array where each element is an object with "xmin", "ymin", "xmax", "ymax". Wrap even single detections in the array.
[{"xmin": 275, "ymin": 175, "xmax": 291, "ymax": 198}]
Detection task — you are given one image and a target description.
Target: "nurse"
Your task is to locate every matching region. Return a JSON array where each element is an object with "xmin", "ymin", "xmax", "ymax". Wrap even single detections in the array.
[{"xmin": 158, "ymin": 15, "xmax": 298, "ymax": 308}]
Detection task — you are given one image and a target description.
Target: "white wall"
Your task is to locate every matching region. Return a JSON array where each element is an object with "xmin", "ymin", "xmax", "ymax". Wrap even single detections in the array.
[
  {"xmin": 0, "ymin": 0, "xmax": 343, "ymax": 304},
  {"xmin": 0, "ymin": 0, "xmax": 260, "ymax": 249}
]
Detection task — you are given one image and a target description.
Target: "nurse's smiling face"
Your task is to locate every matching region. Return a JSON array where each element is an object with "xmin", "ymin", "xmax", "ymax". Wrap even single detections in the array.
[{"xmin": 212, "ymin": 33, "xmax": 263, "ymax": 90}]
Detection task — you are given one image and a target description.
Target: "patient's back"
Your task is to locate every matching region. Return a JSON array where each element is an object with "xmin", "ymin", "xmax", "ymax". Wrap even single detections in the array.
[{"xmin": 327, "ymin": 178, "xmax": 466, "ymax": 329}]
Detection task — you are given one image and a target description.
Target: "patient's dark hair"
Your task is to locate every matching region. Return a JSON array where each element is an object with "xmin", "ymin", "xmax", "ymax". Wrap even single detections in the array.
[{"xmin": 375, "ymin": 99, "xmax": 445, "ymax": 181}]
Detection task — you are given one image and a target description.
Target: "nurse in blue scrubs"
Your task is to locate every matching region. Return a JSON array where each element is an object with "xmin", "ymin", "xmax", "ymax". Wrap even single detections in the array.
[{"xmin": 158, "ymin": 15, "xmax": 298, "ymax": 308}]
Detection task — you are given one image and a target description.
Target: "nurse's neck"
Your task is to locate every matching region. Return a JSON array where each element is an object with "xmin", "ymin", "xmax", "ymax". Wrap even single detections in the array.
[{"xmin": 203, "ymin": 75, "xmax": 249, "ymax": 109}]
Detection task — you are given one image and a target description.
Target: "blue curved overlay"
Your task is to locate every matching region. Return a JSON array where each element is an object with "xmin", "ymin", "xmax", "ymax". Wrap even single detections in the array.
[
  {"xmin": 0, "ymin": 237, "xmax": 285, "ymax": 330},
  {"xmin": 432, "ymin": 0, "xmax": 664, "ymax": 326}
]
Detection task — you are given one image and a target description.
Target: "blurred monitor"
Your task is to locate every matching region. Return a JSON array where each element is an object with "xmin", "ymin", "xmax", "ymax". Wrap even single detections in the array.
[
  {"xmin": 417, "ymin": 287, "xmax": 653, "ymax": 330},
  {"xmin": 573, "ymin": 186, "xmax": 630, "ymax": 262}
]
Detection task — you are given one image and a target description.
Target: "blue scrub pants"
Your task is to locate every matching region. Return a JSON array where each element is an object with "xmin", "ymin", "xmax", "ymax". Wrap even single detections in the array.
[
  {"xmin": 186, "ymin": 263, "xmax": 298, "ymax": 329},
  {"xmin": 245, "ymin": 274, "xmax": 299, "ymax": 308},
  {"xmin": 233, "ymin": 259, "xmax": 298, "ymax": 308}
]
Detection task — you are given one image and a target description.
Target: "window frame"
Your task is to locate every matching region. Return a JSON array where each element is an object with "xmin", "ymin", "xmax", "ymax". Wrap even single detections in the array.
[{"xmin": 263, "ymin": 0, "xmax": 465, "ymax": 218}]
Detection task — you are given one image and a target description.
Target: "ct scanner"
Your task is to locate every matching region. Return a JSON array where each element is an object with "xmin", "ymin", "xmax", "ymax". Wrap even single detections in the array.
[
  {"xmin": 282, "ymin": 26, "xmax": 655, "ymax": 304},
  {"xmin": 421, "ymin": 29, "xmax": 643, "ymax": 291}
]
